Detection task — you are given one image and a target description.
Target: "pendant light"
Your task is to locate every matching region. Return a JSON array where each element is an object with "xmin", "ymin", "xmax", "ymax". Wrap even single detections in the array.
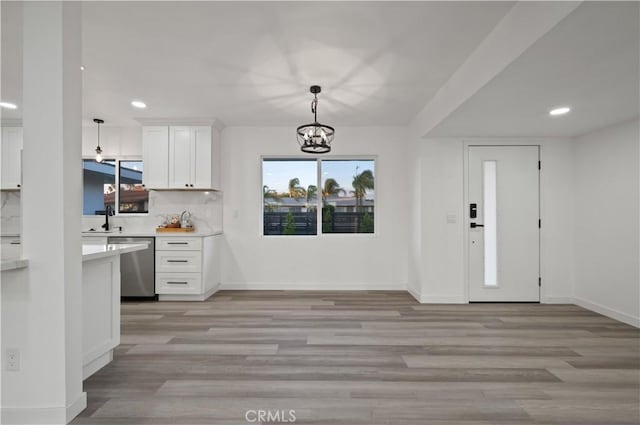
[
  {"xmin": 296, "ymin": 85, "xmax": 335, "ymax": 154},
  {"xmin": 93, "ymin": 118, "xmax": 104, "ymax": 163}
]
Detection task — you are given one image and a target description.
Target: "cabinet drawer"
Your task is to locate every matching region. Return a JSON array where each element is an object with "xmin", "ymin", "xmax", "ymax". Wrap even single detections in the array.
[
  {"xmin": 156, "ymin": 273, "xmax": 201, "ymax": 294},
  {"xmin": 155, "ymin": 251, "xmax": 201, "ymax": 273},
  {"xmin": 157, "ymin": 237, "xmax": 201, "ymax": 251}
]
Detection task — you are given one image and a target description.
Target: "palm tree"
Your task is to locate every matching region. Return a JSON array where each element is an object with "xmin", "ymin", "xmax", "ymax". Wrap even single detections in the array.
[
  {"xmin": 352, "ymin": 169, "xmax": 374, "ymax": 212},
  {"xmin": 306, "ymin": 185, "xmax": 318, "ymax": 202},
  {"xmin": 322, "ymin": 178, "xmax": 344, "ymax": 200},
  {"xmin": 288, "ymin": 178, "xmax": 306, "ymax": 200},
  {"xmin": 263, "ymin": 185, "xmax": 280, "ymax": 212}
]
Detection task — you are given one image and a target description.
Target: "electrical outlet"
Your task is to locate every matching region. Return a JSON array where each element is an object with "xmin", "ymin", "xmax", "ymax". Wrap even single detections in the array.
[{"xmin": 6, "ymin": 348, "xmax": 20, "ymax": 371}]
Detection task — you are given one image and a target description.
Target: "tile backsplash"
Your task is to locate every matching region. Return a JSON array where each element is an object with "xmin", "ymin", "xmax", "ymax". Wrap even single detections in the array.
[
  {"xmin": 82, "ymin": 190, "xmax": 223, "ymax": 233},
  {"xmin": 0, "ymin": 191, "xmax": 21, "ymax": 235},
  {"xmin": 2, "ymin": 190, "xmax": 222, "ymax": 236}
]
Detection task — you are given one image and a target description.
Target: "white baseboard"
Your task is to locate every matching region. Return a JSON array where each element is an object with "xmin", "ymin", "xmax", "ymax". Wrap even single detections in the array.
[
  {"xmin": 159, "ymin": 285, "xmax": 219, "ymax": 301},
  {"xmin": 220, "ymin": 281, "xmax": 403, "ymax": 291},
  {"xmin": 83, "ymin": 350, "xmax": 113, "ymax": 380},
  {"xmin": 66, "ymin": 393, "xmax": 87, "ymax": 424},
  {"xmin": 407, "ymin": 285, "xmax": 421, "ymax": 302},
  {"xmin": 541, "ymin": 296, "xmax": 573, "ymax": 304},
  {"xmin": 573, "ymin": 296, "xmax": 640, "ymax": 328},
  {"xmin": 418, "ymin": 294, "xmax": 467, "ymax": 304},
  {"xmin": 1, "ymin": 392, "xmax": 86, "ymax": 425}
]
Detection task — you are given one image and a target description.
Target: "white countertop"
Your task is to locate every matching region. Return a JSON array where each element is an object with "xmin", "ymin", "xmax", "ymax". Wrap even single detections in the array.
[
  {"xmin": 82, "ymin": 243, "xmax": 149, "ymax": 262},
  {"xmin": 1, "ymin": 245, "xmax": 28, "ymax": 272},
  {"xmin": 1, "ymin": 242, "xmax": 150, "ymax": 272},
  {"xmin": 82, "ymin": 229, "xmax": 223, "ymax": 237}
]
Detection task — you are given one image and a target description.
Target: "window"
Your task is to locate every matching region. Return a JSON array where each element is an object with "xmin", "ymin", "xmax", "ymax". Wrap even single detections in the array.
[
  {"xmin": 483, "ymin": 160, "xmax": 498, "ymax": 287},
  {"xmin": 83, "ymin": 159, "xmax": 116, "ymax": 215},
  {"xmin": 322, "ymin": 160, "xmax": 375, "ymax": 234},
  {"xmin": 262, "ymin": 158, "xmax": 375, "ymax": 236},
  {"xmin": 119, "ymin": 160, "xmax": 148, "ymax": 213},
  {"xmin": 263, "ymin": 159, "xmax": 318, "ymax": 235},
  {"xmin": 83, "ymin": 159, "xmax": 149, "ymax": 215}
]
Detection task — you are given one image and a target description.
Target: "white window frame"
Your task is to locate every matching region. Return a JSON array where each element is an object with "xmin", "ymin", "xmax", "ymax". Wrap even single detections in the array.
[{"xmin": 260, "ymin": 155, "xmax": 377, "ymax": 237}]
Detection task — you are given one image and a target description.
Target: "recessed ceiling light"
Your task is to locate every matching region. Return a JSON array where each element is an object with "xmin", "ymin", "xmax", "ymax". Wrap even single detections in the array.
[
  {"xmin": 131, "ymin": 100, "xmax": 147, "ymax": 109},
  {"xmin": 80, "ymin": 65, "xmax": 85, "ymax": 71},
  {"xmin": 0, "ymin": 102, "xmax": 17, "ymax": 109},
  {"xmin": 549, "ymin": 106, "xmax": 571, "ymax": 116}
]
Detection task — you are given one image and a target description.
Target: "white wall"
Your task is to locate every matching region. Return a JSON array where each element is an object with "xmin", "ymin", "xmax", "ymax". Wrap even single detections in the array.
[
  {"xmin": 220, "ymin": 126, "xmax": 409, "ymax": 290},
  {"xmin": 572, "ymin": 119, "xmax": 640, "ymax": 326},
  {"xmin": 82, "ymin": 124, "xmax": 141, "ymax": 158},
  {"xmin": 412, "ymin": 137, "xmax": 575, "ymax": 303}
]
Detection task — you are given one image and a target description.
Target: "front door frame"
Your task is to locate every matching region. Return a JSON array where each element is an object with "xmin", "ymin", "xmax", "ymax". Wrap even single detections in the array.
[{"xmin": 463, "ymin": 142, "xmax": 542, "ymax": 303}]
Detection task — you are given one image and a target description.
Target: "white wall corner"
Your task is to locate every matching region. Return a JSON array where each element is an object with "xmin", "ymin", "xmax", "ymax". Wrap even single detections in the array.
[
  {"xmin": 407, "ymin": 284, "xmax": 421, "ymax": 303},
  {"xmin": 573, "ymin": 297, "xmax": 640, "ymax": 328}
]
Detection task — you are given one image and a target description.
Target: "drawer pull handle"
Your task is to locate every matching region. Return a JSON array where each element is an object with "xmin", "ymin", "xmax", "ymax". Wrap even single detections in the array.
[
  {"xmin": 167, "ymin": 242, "xmax": 188, "ymax": 245},
  {"xmin": 167, "ymin": 281, "xmax": 188, "ymax": 285},
  {"xmin": 167, "ymin": 259, "xmax": 189, "ymax": 263}
]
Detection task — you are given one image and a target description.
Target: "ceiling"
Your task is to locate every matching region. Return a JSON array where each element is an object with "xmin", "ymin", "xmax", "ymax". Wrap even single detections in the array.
[
  {"xmin": 2, "ymin": 1, "xmax": 514, "ymax": 126},
  {"xmin": 428, "ymin": 1, "xmax": 640, "ymax": 138},
  {"xmin": 2, "ymin": 1, "xmax": 638, "ymax": 138}
]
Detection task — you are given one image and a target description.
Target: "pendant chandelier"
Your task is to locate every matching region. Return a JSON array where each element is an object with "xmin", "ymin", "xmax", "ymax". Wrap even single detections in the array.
[
  {"xmin": 296, "ymin": 85, "xmax": 334, "ymax": 154},
  {"xmin": 93, "ymin": 118, "xmax": 104, "ymax": 163}
]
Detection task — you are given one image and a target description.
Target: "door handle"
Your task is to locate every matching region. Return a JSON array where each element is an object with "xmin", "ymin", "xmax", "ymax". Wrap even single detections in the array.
[{"xmin": 470, "ymin": 223, "xmax": 484, "ymax": 228}]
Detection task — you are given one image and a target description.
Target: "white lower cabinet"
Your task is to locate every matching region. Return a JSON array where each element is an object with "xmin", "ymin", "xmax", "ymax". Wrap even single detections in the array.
[
  {"xmin": 155, "ymin": 235, "xmax": 220, "ymax": 301},
  {"xmin": 156, "ymin": 250, "xmax": 202, "ymax": 273},
  {"xmin": 156, "ymin": 273, "xmax": 202, "ymax": 295}
]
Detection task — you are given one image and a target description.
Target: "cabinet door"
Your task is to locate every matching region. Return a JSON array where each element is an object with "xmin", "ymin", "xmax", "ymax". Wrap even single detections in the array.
[
  {"xmin": 1, "ymin": 127, "xmax": 23, "ymax": 190},
  {"xmin": 192, "ymin": 126, "xmax": 212, "ymax": 189},
  {"xmin": 141, "ymin": 126, "xmax": 169, "ymax": 189},
  {"xmin": 169, "ymin": 126, "xmax": 193, "ymax": 188}
]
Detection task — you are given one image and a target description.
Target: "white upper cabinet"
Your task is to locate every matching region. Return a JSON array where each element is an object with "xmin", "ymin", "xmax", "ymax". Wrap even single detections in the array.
[
  {"xmin": 142, "ymin": 126, "xmax": 169, "ymax": 189},
  {"xmin": 169, "ymin": 126, "xmax": 193, "ymax": 188},
  {"xmin": 1, "ymin": 127, "xmax": 23, "ymax": 190},
  {"xmin": 143, "ymin": 125, "xmax": 218, "ymax": 190},
  {"xmin": 168, "ymin": 125, "xmax": 213, "ymax": 189},
  {"xmin": 192, "ymin": 126, "xmax": 212, "ymax": 189}
]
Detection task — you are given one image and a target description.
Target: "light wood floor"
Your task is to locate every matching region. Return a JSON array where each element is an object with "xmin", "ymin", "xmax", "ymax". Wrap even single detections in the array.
[{"xmin": 73, "ymin": 291, "xmax": 640, "ymax": 424}]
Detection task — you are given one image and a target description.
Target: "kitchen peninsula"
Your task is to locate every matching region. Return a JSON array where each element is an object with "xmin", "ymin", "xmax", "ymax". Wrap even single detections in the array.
[
  {"xmin": 80, "ymin": 241, "xmax": 149, "ymax": 378},
  {"xmin": 1, "ymin": 241, "xmax": 149, "ymax": 379}
]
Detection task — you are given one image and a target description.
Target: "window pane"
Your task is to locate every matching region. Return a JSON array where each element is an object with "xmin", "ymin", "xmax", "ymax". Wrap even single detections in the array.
[
  {"xmin": 483, "ymin": 160, "xmax": 498, "ymax": 287},
  {"xmin": 263, "ymin": 159, "xmax": 318, "ymax": 236},
  {"xmin": 119, "ymin": 160, "xmax": 149, "ymax": 213},
  {"xmin": 83, "ymin": 159, "xmax": 116, "ymax": 215},
  {"xmin": 321, "ymin": 160, "xmax": 375, "ymax": 234}
]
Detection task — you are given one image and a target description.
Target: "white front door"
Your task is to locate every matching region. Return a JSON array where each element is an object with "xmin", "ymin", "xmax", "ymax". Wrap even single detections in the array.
[{"xmin": 467, "ymin": 146, "xmax": 540, "ymax": 302}]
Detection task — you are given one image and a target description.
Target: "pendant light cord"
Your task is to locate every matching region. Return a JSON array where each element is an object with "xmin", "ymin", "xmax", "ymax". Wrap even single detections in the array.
[{"xmin": 311, "ymin": 95, "xmax": 318, "ymax": 123}]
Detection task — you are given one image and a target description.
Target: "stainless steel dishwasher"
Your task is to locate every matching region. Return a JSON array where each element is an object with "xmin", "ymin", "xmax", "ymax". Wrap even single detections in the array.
[{"xmin": 107, "ymin": 236, "xmax": 156, "ymax": 298}]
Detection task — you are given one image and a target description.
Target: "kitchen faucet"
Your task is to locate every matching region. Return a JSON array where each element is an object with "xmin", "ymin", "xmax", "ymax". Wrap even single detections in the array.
[{"xmin": 101, "ymin": 204, "xmax": 113, "ymax": 231}]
